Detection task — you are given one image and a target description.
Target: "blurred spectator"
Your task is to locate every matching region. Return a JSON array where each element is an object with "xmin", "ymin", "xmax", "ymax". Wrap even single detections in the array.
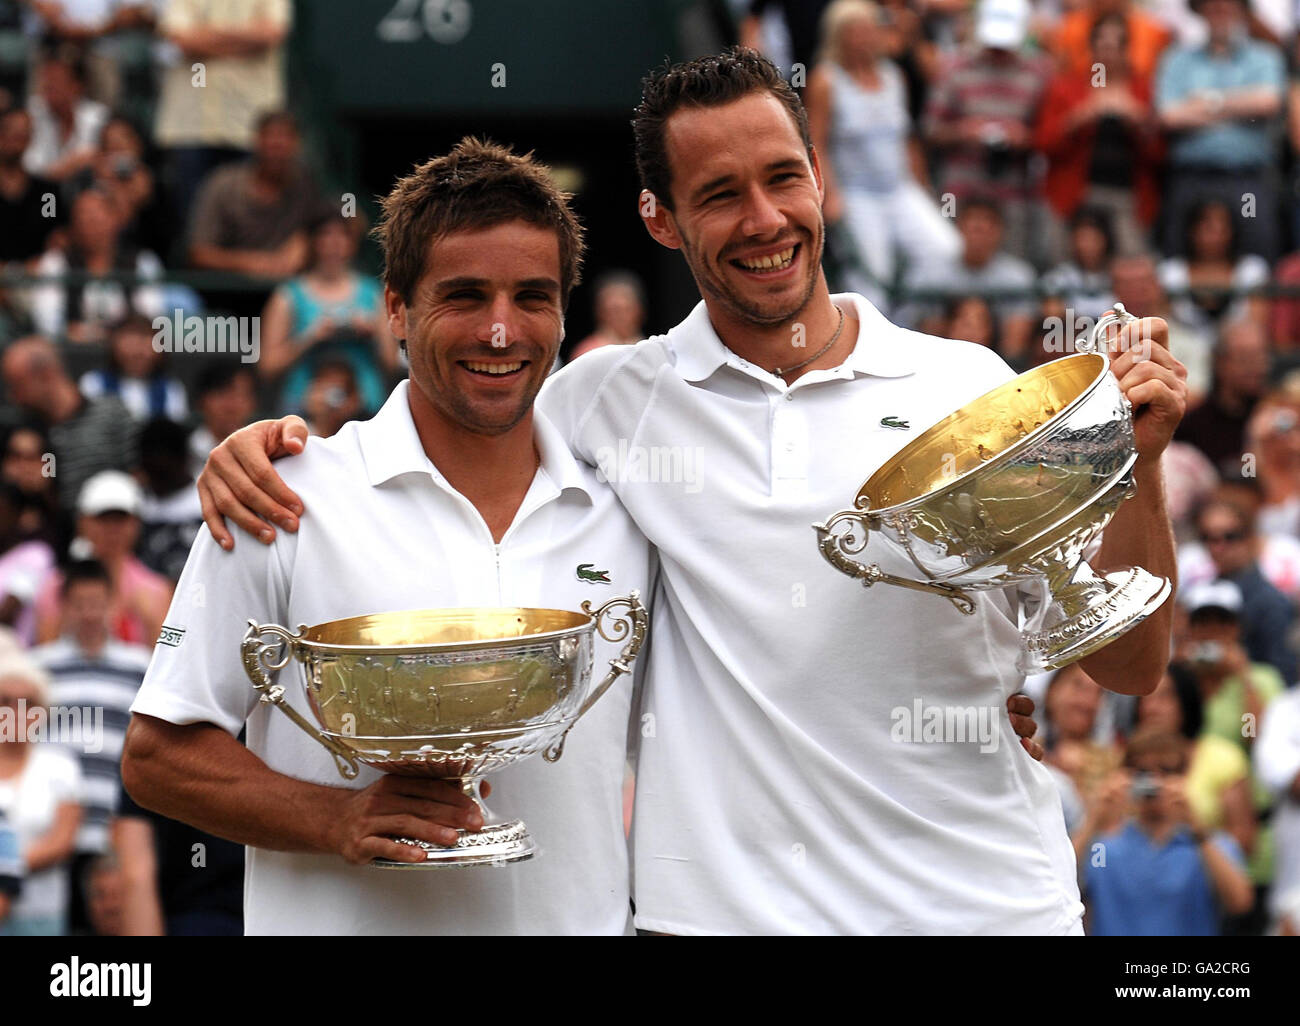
[
  {"xmin": 805, "ymin": 0, "xmax": 958, "ymax": 301},
  {"xmin": 1175, "ymin": 317, "xmax": 1270, "ymax": 477},
  {"xmin": 1267, "ymin": 249, "xmax": 1300, "ymax": 356},
  {"xmin": 32, "ymin": 470, "xmax": 171, "ymax": 646},
  {"xmin": 113, "ymin": 775, "xmax": 244, "ymax": 935},
  {"xmin": 136, "ymin": 417, "xmax": 202, "ymax": 582},
  {"xmin": 301, "ymin": 359, "xmax": 362, "ymax": 439},
  {"xmin": 0, "ymin": 480, "xmax": 54, "ymax": 645},
  {"xmin": 79, "ymin": 314, "xmax": 187, "ymax": 422},
  {"xmin": 0, "ymin": 806, "xmax": 21, "ymax": 925},
  {"xmin": 67, "ymin": 114, "xmax": 167, "ymax": 258},
  {"xmin": 1111, "ymin": 251, "xmax": 1214, "ymax": 406},
  {"xmin": 259, "ymin": 211, "xmax": 396, "ymax": 413},
  {"xmin": 154, "ymin": 0, "xmax": 292, "ymax": 224},
  {"xmin": 0, "ymin": 107, "xmax": 60, "ymax": 265},
  {"xmin": 1050, "ymin": 0, "xmax": 1173, "ymax": 81},
  {"xmin": 0, "ymin": 423, "xmax": 59, "ymax": 546},
  {"xmin": 1043, "ymin": 662, "xmax": 1123, "ymax": 802},
  {"xmin": 1185, "ymin": 508, "xmax": 1296, "ymax": 681},
  {"xmin": 902, "ymin": 197, "xmax": 1036, "ymax": 362},
  {"xmin": 1040, "ymin": 206, "xmax": 1118, "ymax": 319},
  {"xmin": 81, "ymin": 851, "xmax": 122, "ymax": 935},
  {"xmin": 1077, "ymin": 729, "xmax": 1254, "ymax": 934},
  {"xmin": 23, "ymin": 3, "xmax": 156, "ymax": 109},
  {"xmin": 23, "ymin": 51, "xmax": 105, "ymax": 182},
  {"xmin": 922, "ymin": 0, "xmax": 1052, "ymax": 267},
  {"xmin": 943, "ymin": 293, "xmax": 997, "ymax": 348},
  {"xmin": 32, "ymin": 558, "xmax": 148, "ymax": 933},
  {"xmin": 187, "ymin": 110, "xmax": 327, "ymax": 278},
  {"xmin": 1255, "ymin": 680, "xmax": 1300, "ymax": 933},
  {"xmin": 1158, "ymin": 199, "xmax": 1269, "ymax": 335},
  {"xmin": 186, "ymin": 362, "xmax": 255, "ymax": 478},
  {"xmin": 28, "ymin": 187, "xmax": 164, "ymax": 345},
  {"xmin": 1162, "ymin": 440, "xmax": 1220, "ymax": 541},
  {"xmin": 1, "ymin": 335, "xmax": 137, "ymax": 509},
  {"xmin": 1247, "ymin": 393, "xmax": 1300, "ymax": 537},
  {"xmin": 1155, "ymin": 0, "xmax": 1287, "ymax": 262},
  {"xmin": 1178, "ymin": 479, "xmax": 1300, "ymax": 600},
  {"xmin": 1036, "ymin": 14, "xmax": 1162, "ymax": 260},
  {"xmin": 1135, "ymin": 665, "xmax": 1256, "ymax": 859},
  {"xmin": 0, "ymin": 650, "xmax": 81, "ymax": 935},
  {"xmin": 568, "ymin": 271, "xmax": 647, "ymax": 362},
  {"xmin": 740, "ymin": 0, "xmax": 835, "ymax": 77}
]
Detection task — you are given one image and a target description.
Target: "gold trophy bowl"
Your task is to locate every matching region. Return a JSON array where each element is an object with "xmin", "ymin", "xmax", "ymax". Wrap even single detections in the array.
[
  {"xmin": 240, "ymin": 594, "xmax": 647, "ymax": 868},
  {"xmin": 813, "ymin": 305, "xmax": 1172, "ymax": 673}
]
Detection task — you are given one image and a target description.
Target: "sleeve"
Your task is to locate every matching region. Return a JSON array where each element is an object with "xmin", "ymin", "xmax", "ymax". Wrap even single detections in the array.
[
  {"xmin": 186, "ymin": 173, "xmax": 227, "ymax": 250},
  {"xmin": 0, "ymin": 811, "xmax": 23, "ymax": 898},
  {"xmin": 130, "ymin": 514, "xmax": 293, "ymax": 737},
  {"xmin": 48, "ymin": 745, "xmax": 83, "ymax": 805},
  {"xmin": 1209, "ymin": 830, "xmax": 1247, "ymax": 869},
  {"xmin": 1254, "ymin": 43, "xmax": 1286, "ymax": 93},
  {"xmin": 537, "ymin": 343, "xmax": 643, "ymax": 466},
  {"xmin": 1254, "ymin": 693, "xmax": 1300, "ymax": 797}
]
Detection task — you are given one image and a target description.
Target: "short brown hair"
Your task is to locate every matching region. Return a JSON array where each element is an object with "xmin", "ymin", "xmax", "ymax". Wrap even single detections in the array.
[
  {"xmin": 374, "ymin": 137, "xmax": 585, "ymax": 308},
  {"xmin": 632, "ymin": 46, "xmax": 812, "ymax": 211}
]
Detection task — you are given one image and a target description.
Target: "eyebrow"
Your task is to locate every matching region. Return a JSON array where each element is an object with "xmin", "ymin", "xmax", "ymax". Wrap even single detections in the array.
[
  {"xmin": 690, "ymin": 159, "xmax": 809, "ymax": 204},
  {"xmin": 434, "ymin": 276, "xmax": 560, "ymax": 294}
]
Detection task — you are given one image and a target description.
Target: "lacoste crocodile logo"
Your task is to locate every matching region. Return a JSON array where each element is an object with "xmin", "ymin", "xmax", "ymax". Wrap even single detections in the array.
[
  {"xmin": 576, "ymin": 563, "xmax": 611, "ymax": 584},
  {"xmin": 880, "ymin": 416, "xmax": 910, "ymax": 430}
]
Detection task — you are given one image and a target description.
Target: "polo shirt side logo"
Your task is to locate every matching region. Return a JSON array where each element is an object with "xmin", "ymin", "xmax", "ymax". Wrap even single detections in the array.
[
  {"xmin": 576, "ymin": 563, "xmax": 612, "ymax": 585},
  {"xmin": 157, "ymin": 626, "xmax": 186, "ymax": 647},
  {"xmin": 880, "ymin": 416, "xmax": 910, "ymax": 430}
]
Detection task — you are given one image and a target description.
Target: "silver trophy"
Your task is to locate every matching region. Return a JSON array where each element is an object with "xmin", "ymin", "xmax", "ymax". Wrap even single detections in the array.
[
  {"xmin": 813, "ymin": 304, "xmax": 1171, "ymax": 673},
  {"xmin": 241, "ymin": 595, "xmax": 647, "ymax": 868}
]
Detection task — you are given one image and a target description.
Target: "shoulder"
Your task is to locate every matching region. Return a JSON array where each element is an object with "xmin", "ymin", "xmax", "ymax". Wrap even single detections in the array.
[
  {"xmin": 890, "ymin": 323, "xmax": 1017, "ymax": 391},
  {"xmin": 1195, "ymin": 734, "xmax": 1250, "ymax": 779},
  {"xmin": 272, "ymin": 418, "xmax": 368, "ymax": 496},
  {"xmin": 103, "ymin": 640, "xmax": 154, "ymax": 672},
  {"xmin": 544, "ymin": 336, "xmax": 669, "ymax": 409},
  {"xmin": 1236, "ymin": 254, "xmax": 1270, "ymax": 284},
  {"xmin": 990, "ymin": 253, "xmax": 1036, "ymax": 284}
]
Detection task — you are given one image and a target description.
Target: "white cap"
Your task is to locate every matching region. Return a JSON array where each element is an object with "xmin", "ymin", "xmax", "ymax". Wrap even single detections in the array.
[
  {"xmin": 77, "ymin": 470, "xmax": 142, "ymax": 517},
  {"xmin": 975, "ymin": 0, "xmax": 1030, "ymax": 49},
  {"xmin": 1180, "ymin": 579, "xmax": 1244, "ymax": 615}
]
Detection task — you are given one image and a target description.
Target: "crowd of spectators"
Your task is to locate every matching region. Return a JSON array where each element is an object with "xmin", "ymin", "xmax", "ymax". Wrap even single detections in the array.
[{"xmin": 1, "ymin": 0, "xmax": 1299, "ymax": 936}]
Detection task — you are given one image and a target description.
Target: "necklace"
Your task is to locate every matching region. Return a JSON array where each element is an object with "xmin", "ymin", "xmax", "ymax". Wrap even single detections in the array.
[{"xmin": 772, "ymin": 306, "xmax": 845, "ymax": 378}]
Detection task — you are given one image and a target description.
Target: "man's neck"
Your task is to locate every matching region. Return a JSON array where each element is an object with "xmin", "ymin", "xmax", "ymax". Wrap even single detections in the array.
[
  {"xmin": 74, "ymin": 631, "xmax": 107, "ymax": 659},
  {"xmin": 406, "ymin": 386, "xmax": 539, "ymax": 543},
  {"xmin": 704, "ymin": 277, "xmax": 858, "ymax": 384},
  {"xmin": 1136, "ymin": 815, "xmax": 1178, "ymax": 844}
]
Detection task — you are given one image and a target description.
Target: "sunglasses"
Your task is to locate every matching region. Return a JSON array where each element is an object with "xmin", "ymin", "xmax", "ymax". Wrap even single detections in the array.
[{"xmin": 1200, "ymin": 530, "xmax": 1246, "ymax": 545}]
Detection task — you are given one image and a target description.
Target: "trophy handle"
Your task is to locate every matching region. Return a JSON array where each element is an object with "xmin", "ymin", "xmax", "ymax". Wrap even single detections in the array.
[
  {"xmin": 1077, "ymin": 302, "xmax": 1137, "ymax": 356},
  {"xmin": 241, "ymin": 620, "xmax": 361, "ymax": 780},
  {"xmin": 543, "ymin": 590, "xmax": 649, "ymax": 763},
  {"xmin": 813, "ymin": 502, "xmax": 976, "ymax": 615}
]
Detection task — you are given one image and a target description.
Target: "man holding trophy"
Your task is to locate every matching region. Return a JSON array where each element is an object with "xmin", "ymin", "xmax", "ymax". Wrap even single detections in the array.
[
  {"xmin": 121, "ymin": 139, "xmax": 656, "ymax": 934},
  {"xmin": 194, "ymin": 49, "xmax": 1186, "ymax": 934}
]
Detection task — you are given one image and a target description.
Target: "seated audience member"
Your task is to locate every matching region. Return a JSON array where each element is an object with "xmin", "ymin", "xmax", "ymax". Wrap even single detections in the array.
[
  {"xmin": 0, "ymin": 424, "xmax": 60, "ymax": 547},
  {"xmin": 568, "ymin": 271, "xmax": 648, "ymax": 363},
  {"xmin": 1111, "ymin": 250, "xmax": 1213, "ymax": 406},
  {"xmin": 1248, "ymin": 393, "xmax": 1300, "ymax": 538},
  {"xmin": 1179, "ymin": 479, "xmax": 1300, "ymax": 600},
  {"xmin": 300, "ymin": 359, "xmax": 363, "ymax": 439},
  {"xmin": 1076, "ymin": 729, "xmax": 1254, "ymax": 935},
  {"xmin": 79, "ymin": 314, "xmax": 187, "ymax": 423},
  {"xmin": 28, "ymin": 188, "xmax": 164, "ymax": 345},
  {"xmin": 32, "ymin": 559, "xmax": 149, "ymax": 934},
  {"xmin": 1, "ymin": 336, "xmax": 138, "ymax": 510},
  {"xmin": 1036, "ymin": 12, "xmax": 1162, "ymax": 260},
  {"xmin": 1040, "ymin": 206, "xmax": 1119, "ymax": 319},
  {"xmin": 1175, "ymin": 317, "xmax": 1270, "ymax": 477},
  {"xmin": 1050, "ymin": 0, "xmax": 1173, "ymax": 82},
  {"xmin": 1043, "ymin": 662, "xmax": 1124, "ymax": 803},
  {"xmin": 32, "ymin": 471, "xmax": 172, "ymax": 646},
  {"xmin": 1158, "ymin": 199, "xmax": 1270, "ymax": 335},
  {"xmin": 0, "ymin": 107, "xmax": 62, "ymax": 266},
  {"xmin": 136, "ymin": 418, "xmax": 203, "ymax": 582},
  {"xmin": 0, "ymin": 651, "xmax": 82, "ymax": 935},
  {"xmin": 943, "ymin": 294, "xmax": 997, "ymax": 348},
  {"xmin": 186, "ymin": 111, "xmax": 329, "ymax": 279},
  {"xmin": 81, "ymin": 853, "xmax": 124, "ymax": 936},
  {"xmin": 0, "ymin": 481, "xmax": 54, "ymax": 645},
  {"xmin": 1162, "ymin": 441, "xmax": 1220, "ymax": 542},
  {"xmin": 902, "ymin": 197, "xmax": 1037, "ymax": 362},
  {"xmin": 1255, "ymin": 681, "xmax": 1300, "ymax": 934},
  {"xmin": 23, "ymin": 53, "xmax": 107, "ymax": 183},
  {"xmin": 66, "ymin": 115, "xmax": 167, "ymax": 258},
  {"xmin": 258, "ymin": 212, "xmax": 397, "ymax": 414},
  {"xmin": 187, "ymin": 363, "xmax": 257, "ymax": 478}
]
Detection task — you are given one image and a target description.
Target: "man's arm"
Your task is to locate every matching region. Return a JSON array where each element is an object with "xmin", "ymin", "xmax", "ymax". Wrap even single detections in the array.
[
  {"xmin": 122, "ymin": 714, "xmax": 482, "ymax": 866},
  {"xmin": 111, "ymin": 814, "xmax": 164, "ymax": 935},
  {"xmin": 1078, "ymin": 317, "xmax": 1187, "ymax": 696}
]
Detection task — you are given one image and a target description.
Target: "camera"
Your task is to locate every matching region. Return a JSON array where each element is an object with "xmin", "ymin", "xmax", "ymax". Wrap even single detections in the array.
[{"xmin": 1130, "ymin": 772, "xmax": 1162, "ymax": 800}]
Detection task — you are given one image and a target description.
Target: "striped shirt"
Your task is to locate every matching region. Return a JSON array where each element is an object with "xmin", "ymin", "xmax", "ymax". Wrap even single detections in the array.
[
  {"xmin": 31, "ymin": 637, "xmax": 151, "ymax": 854},
  {"xmin": 46, "ymin": 395, "xmax": 139, "ymax": 511}
]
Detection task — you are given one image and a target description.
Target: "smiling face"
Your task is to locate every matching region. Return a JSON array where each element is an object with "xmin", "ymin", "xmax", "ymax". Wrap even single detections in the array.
[
  {"xmin": 390, "ymin": 220, "xmax": 564, "ymax": 436},
  {"xmin": 652, "ymin": 92, "xmax": 824, "ymax": 328}
]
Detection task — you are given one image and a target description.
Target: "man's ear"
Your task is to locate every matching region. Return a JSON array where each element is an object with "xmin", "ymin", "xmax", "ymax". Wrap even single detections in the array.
[
  {"xmin": 809, "ymin": 146, "xmax": 825, "ymax": 204},
  {"xmin": 384, "ymin": 285, "xmax": 407, "ymax": 349},
  {"xmin": 639, "ymin": 189, "xmax": 682, "ymax": 251}
]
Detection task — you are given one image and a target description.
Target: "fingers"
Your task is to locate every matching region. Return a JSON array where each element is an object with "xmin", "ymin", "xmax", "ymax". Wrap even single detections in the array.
[
  {"xmin": 232, "ymin": 422, "xmax": 304, "ymax": 529},
  {"xmin": 205, "ymin": 450, "xmax": 278, "ymax": 543},
  {"xmin": 274, "ymin": 415, "xmax": 310, "ymax": 461},
  {"xmin": 1105, "ymin": 317, "xmax": 1169, "ymax": 362},
  {"xmin": 1020, "ymin": 736, "xmax": 1045, "ymax": 762},
  {"xmin": 197, "ymin": 472, "xmax": 235, "ymax": 551},
  {"xmin": 376, "ymin": 776, "xmax": 480, "ymax": 811}
]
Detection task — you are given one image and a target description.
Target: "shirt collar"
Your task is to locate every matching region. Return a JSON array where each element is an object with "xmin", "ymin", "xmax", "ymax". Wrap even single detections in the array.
[
  {"xmin": 359, "ymin": 380, "xmax": 594, "ymax": 499},
  {"xmin": 669, "ymin": 292, "xmax": 915, "ymax": 383}
]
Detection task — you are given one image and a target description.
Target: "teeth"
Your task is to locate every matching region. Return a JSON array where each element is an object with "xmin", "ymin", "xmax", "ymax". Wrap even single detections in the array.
[
  {"xmin": 465, "ymin": 361, "xmax": 522, "ymax": 375},
  {"xmin": 738, "ymin": 246, "xmax": 795, "ymax": 271}
]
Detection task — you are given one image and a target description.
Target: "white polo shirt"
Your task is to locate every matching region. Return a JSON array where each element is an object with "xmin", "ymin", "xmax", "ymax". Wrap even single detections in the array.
[
  {"xmin": 540, "ymin": 293, "xmax": 1083, "ymax": 935},
  {"xmin": 131, "ymin": 381, "xmax": 652, "ymax": 935}
]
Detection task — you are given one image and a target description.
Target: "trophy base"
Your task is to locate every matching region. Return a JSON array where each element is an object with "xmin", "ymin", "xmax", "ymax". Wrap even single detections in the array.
[
  {"xmin": 370, "ymin": 819, "xmax": 536, "ymax": 869},
  {"xmin": 1017, "ymin": 566, "xmax": 1173, "ymax": 675}
]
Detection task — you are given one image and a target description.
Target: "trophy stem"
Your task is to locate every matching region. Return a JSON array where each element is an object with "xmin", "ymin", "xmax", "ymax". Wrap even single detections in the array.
[
  {"xmin": 369, "ymin": 776, "xmax": 537, "ymax": 870},
  {"xmin": 1018, "ymin": 558, "xmax": 1172, "ymax": 674}
]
